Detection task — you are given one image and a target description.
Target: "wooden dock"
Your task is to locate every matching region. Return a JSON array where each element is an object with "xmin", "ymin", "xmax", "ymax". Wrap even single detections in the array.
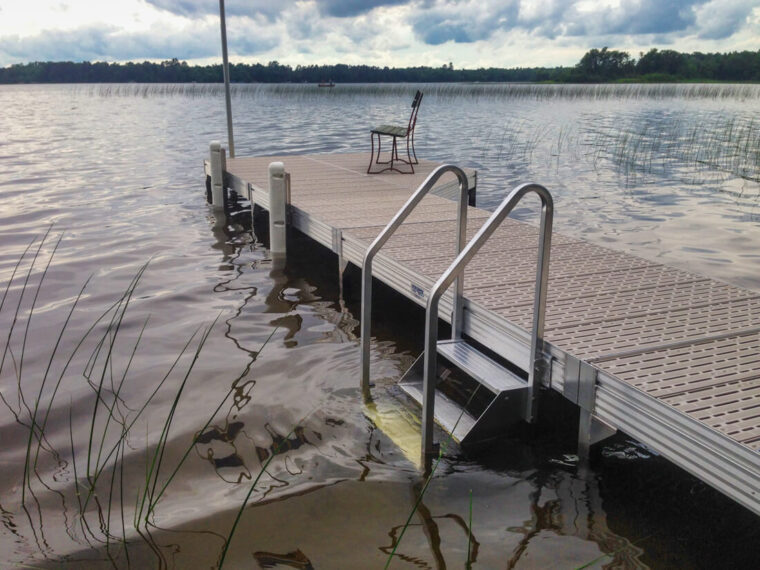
[{"xmin": 214, "ymin": 151, "xmax": 760, "ymax": 516}]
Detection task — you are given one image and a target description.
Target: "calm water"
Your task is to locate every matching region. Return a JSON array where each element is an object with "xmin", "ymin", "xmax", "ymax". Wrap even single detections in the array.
[{"xmin": 1, "ymin": 83, "xmax": 759, "ymax": 569}]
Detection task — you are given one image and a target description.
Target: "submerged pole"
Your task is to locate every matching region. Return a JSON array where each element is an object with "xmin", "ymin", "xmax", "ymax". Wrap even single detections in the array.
[{"xmin": 219, "ymin": 0, "xmax": 235, "ymax": 158}]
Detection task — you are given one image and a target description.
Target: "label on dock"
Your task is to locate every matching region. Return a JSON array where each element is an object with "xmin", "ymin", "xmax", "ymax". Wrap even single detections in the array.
[{"xmin": 411, "ymin": 284, "xmax": 425, "ymax": 299}]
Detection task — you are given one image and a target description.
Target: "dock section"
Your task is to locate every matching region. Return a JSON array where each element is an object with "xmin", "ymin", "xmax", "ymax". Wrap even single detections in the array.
[{"xmin": 218, "ymin": 151, "xmax": 760, "ymax": 516}]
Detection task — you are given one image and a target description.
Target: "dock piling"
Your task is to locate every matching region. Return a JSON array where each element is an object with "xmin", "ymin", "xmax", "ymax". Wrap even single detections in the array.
[
  {"xmin": 268, "ymin": 162, "xmax": 288, "ymax": 255},
  {"xmin": 209, "ymin": 141, "xmax": 225, "ymax": 210}
]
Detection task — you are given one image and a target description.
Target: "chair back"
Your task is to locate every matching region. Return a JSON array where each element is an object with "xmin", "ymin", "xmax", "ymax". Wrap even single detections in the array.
[{"xmin": 408, "ymin": 90, "xmax": 423, "ymax": 133}]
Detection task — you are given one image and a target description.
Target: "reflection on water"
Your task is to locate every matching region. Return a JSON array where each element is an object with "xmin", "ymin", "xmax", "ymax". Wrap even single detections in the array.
[
  {"xmin": 0, "ymin": 84, "xmax": 759, "ymax": 568},
  {"xmin": 253, "ymin": 548, "xmax": 314, "ymax": 569}
]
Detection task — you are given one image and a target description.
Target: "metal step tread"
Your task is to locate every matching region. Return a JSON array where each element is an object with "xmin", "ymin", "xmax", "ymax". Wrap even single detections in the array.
[
  {"xmin": 437, "ymin": 339, "xmax": 527, "ymax": 394},
  {"xmin": 399, "ymin": 380, "xmax": 477, "ymax": 443}
]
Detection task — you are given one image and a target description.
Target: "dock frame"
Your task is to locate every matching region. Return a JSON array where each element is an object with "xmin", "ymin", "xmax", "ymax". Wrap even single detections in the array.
[{"xmin": 208, "ymin": 151, "xmax": 760, "ymax": 516}]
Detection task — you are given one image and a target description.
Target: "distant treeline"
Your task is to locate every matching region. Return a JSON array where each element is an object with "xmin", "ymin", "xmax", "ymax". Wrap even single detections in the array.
[{"xmin": 2, "ymin": 48, "xmax": 759, "ymax": 84}]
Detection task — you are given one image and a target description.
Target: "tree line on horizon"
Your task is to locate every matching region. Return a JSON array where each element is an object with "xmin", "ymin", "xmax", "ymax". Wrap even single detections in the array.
[{"xmin": 1, "ymin": 48, "xmax": 759, "ymax": 84}]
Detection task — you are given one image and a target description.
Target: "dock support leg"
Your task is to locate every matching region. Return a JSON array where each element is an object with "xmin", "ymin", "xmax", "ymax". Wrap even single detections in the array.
[
  {"xmin": 578, "ymin": 408, "xmax": 594, "ymax": 461},
  {"xmin": 209, "ymin": 141, "xmax": 225, "ymax": 211},
  {"xmin": 268, "ymin": 162, "xmax": 287, "ymax": 256},
  {"xmin": 574, "ymin": 361, "xmax": 616, "ymax": 462}
]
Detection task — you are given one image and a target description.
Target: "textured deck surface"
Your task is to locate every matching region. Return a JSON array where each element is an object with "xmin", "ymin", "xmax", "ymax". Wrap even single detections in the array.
[{"xmin": 226, "ymin": 152, "xmax": 760, "ymax": 454}]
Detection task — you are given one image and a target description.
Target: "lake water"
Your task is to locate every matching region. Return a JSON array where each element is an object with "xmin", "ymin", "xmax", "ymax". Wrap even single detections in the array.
[{"xmin": 1, "ymin": 83, "xmax": 759, "ymax": 568}]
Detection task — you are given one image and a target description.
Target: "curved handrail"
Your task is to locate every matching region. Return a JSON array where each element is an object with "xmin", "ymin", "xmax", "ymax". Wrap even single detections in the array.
[
  {"xmin": 360, "ymin": 165, "xmax": 470, "ymax": 402},
  {"xmin": 420, "ymin": 183, "xmax": 553, "ymax": 460}
]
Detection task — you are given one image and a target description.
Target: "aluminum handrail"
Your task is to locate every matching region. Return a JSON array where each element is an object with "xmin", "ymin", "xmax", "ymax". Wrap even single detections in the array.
[
  {"xmin": 360, "ymin": 165, "xmax": 470, "ymax": 402},
  {"xmin": 420, "ymin": 183, "xmax": 553, "ymax": 461}
]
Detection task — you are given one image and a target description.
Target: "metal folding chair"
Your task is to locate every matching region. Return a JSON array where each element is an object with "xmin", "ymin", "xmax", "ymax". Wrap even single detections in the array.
[{"xmin": 368, "ymin": 91, "xmax": 423, "ymax": 174}]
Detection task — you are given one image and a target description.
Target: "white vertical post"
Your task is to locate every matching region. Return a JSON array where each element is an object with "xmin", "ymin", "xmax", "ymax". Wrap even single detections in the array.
[
  {"xmin": 268, "ymin": 162, "xmax": 287, "ymax": 255},
  {"xmin": 219, "ymin": 0, "xmax": 235, "ymax": 157},
  {"xmin": 209, "ymin": 141, "xmax": 224, "ymax": 210}
]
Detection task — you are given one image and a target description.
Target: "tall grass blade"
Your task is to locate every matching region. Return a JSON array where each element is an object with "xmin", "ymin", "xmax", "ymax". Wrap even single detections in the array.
[
  {"xmin": 467, "ymin": 488, "xmax": 473, "ymax": 569},
  {"xmin": 385, "ymin": 385, "xmax": 481, "ymax": 569},
  {"xmin": 149, "ymin": 326, "xmax": 279, "ymax": 512},
  {"xmin": 218, "ymin": 406, "xmax": 315, "ymax": 569}
]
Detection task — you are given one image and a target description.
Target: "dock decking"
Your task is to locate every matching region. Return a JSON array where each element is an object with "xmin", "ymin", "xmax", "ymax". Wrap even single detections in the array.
[{"xmin": 220, "ymin": 152, "xmax": 760, "ymax": 516}]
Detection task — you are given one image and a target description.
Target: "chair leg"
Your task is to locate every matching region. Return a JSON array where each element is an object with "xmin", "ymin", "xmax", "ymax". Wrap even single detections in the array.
[
  {"xmin": 367, "ymin": 133, "xmax": 376, "ymax": 173},
  {"xmin": 404, "ymin": 137, "xmax": 415, "ymax": 174},
  {"xmin": 368, "ymin": 133, "xmax": 383, "ymax": 173},
  {"xmin": 368, "ymin": 133, "xmax": 414, "ymax": 174}
]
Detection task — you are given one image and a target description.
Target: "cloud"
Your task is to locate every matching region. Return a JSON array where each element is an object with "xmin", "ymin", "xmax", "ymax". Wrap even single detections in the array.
[
  {"xmin": 695, "ymin": 0, "xmax": 756, "ymax": 39},
  {"xmin": 318, "ymin": 0, "xmax": 409, "ymax": 17},
  {"xmin": 0, "ymin": 0, "xmax": 755, "ymax": 67},
  {"xmin": 0, "ymin": 23, "xmax": 278, "ymax": 63},
  {"xmin": 145, "ymin": 0, "xmax": 278, "ymax": 18},
  {"xmin": 409, "ymin": 0, "xmax": 748, "ymax": 46},
  {"xmin": 145, "ymin": 0, "xmax": 410, "ymax": 20},
  {"xmin": 561, "ymin": 0, "xmax": 704, "ymax": 36},
  {"xmin": 412, "ymin": 0, "xmax": 520, "ymax": 45}
]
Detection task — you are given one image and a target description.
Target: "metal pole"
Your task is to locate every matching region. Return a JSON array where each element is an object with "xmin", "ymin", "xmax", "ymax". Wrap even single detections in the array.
[{"xmin": 219, "ymin": 0, "xmax": 235, "ymax": 157}]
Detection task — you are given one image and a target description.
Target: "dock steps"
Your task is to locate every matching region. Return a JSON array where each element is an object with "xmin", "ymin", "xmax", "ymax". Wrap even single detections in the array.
[
  {"xmin": 399, "ymin": 340, "xmax": 528, "ymax": 444},
  {"xmin": 436, "ymin": 339, "xmax": 526, "ymax": 393},
  {"xmin": 397, "ymin": 379, "xmax": 477, "ymax": 443}
]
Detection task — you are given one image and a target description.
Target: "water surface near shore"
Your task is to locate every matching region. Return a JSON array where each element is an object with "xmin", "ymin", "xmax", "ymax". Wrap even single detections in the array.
[{"xmin": 1, "ymin": 83, "xmax": 759, "ymax": 568}]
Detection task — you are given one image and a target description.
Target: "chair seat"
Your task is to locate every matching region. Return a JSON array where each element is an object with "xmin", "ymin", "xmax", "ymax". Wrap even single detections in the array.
[{"xmin": 371, "ymin": 124, "xmax": 408, "ymax": 137}]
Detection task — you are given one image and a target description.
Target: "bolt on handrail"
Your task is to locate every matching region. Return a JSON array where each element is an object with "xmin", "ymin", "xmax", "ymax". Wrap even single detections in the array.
[
  {"xmin": 360, "ymin": 165, "xmax": 470, "ymax": 402},
  {"xmin": 420, "ymin": 183, "xmax": 553, "ymax": 461}
]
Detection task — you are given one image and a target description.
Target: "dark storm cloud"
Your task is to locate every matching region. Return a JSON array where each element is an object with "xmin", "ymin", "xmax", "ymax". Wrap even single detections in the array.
[{"xmin": 0, "ymin": 25, "xmax": 277, "ymax": 63}]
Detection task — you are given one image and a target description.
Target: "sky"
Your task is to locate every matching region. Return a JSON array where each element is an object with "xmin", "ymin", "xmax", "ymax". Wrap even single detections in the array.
[{"xmin": 0, "ymin": 0, "xmax": 759, "ymax": 69}]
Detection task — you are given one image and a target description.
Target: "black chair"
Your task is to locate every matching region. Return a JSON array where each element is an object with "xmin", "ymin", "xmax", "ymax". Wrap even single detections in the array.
[{"xmin": 367, "ymin": 91, "xmax": 423, "ymax": 174}]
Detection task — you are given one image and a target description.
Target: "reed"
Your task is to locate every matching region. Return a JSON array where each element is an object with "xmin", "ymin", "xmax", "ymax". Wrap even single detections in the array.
[
  {"xmin": 589, "ymin": 114, "xmax": 760, "ymax": 185},
  {"xmin": 0, "ymin": 232, "xmax": 284, "ymax": 568},
  {"xmin": 384, "ymin": 386, "xmax": 480, "ymax": 569},
  {"xmin": 88, "ymin": 82, "xmax": 760, "ymax": 102},
  {"xmin": 217, "ymin": 408, "xmax": 314, "ymax": 569},
  {"xmin": 467, "ymin": 488, "xmax": 473, "ymax": 569}
]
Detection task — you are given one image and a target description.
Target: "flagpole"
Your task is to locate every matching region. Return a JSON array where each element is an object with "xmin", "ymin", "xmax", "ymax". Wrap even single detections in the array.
[{"xmin": 219, "ymin": 0, "xmax": 235, "ymax": 157}]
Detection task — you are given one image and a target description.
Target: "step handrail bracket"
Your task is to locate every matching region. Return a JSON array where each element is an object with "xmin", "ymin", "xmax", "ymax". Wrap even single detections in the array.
[
  {"xmin": 421, "ymin": 183, "xmax": 553, "ymax": 460},
  {"xmin": 360, "ymin": 165, "xmax": 470, "ymax": 402}
]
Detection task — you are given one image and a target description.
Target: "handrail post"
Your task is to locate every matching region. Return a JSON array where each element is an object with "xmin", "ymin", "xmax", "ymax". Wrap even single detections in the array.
[
  {"xmin": 420, "ymin": 183, "xmax": 553, "ymax": 463},
  {"xmin": 526, "ymin": 197, "xmax": 553, "ymax": 423},
  {"xmin": 451, "ymin": 178, "xmax": 468, "ymax": 339},
  {"xmin": 360, "ymin": 165, "xmax": 469, "ymax": 402}
]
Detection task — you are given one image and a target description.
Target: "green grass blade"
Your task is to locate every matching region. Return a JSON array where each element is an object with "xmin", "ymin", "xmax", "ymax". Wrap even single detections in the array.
[
  {"xmin": 218, "ymin": 406, "xmax": 315, "ymax": 569},
  {"xmin": 385, "ymin": 384, "xmax": 480, "ymax": 569}
]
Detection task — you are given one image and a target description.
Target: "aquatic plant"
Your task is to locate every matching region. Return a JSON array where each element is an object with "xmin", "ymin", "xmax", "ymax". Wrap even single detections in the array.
[
  {"xmin": 217, "ymin": 407, "xmax": 314, "ymax": 569},
  {"xmin": 0, "ymin": 229, "xmax": 283, "ymax": 568},
  {"xmin": 587, "ymin": 114, "xmax": 760, "ymax": 186},
  {"xmin": 89, "ymin": 81, "xmax": 760, "ymax": 103},
  {"xmin": 384, "ymin": 386, "xmax": 481, "ymax": 569}
]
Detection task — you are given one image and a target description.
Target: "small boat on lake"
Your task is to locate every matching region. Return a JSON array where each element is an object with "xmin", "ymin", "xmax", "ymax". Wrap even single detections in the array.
[{"xmin": 318, "ymin": 80, "xmax": 335, "ymax": 88}]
